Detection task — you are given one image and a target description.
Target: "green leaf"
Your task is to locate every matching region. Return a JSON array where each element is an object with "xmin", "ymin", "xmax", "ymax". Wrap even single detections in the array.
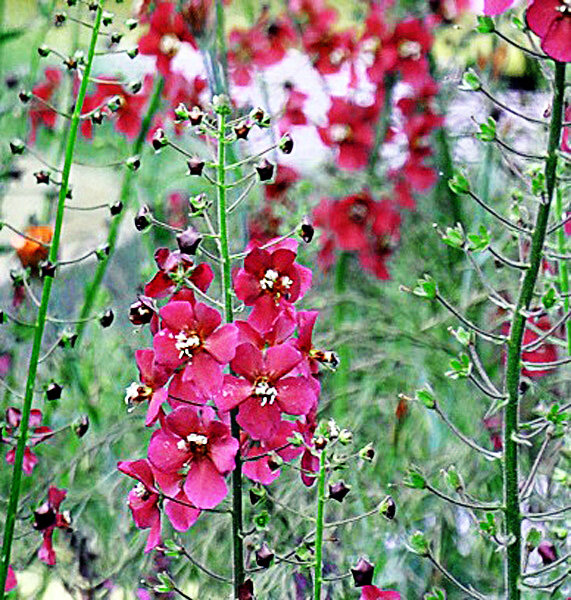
[
  {"xmin": 415, "ymin": 387, "xmax": 436, "ymax": 409},
  {"xmin": 413, "ymin": 275, "xmax": 437, "ymax": 300},
  {"xmin": 448, "ymin": 172, "xmax": 471, "ymax": 195},
  {"xmin": 526, "ymin": 528, "xmax": 542, "ymax": 549},
  {"xmin": 404, "ymin": 468, "xmax": 426, "ymax": 490},
  {"xmin": 476, "ymin": 117, "xmax": 497, "ymax": 142},
  {"xmin": 409, "ymin": 531, "xmax": 429, "ymax": 556},
  {"xmin": 0, "ymin": 28, "xmax": 25, "ymax": 45},
  {"xmin": 476, "ymin": 16, "xmax": 495, "ymax": 33},
  {"xmin": 459, "ymin": 69, "xmax": 481, "ymax": 91},
  {"xmin": 441, "ymin": 224, "xmax": 465, "ymax": 249}
]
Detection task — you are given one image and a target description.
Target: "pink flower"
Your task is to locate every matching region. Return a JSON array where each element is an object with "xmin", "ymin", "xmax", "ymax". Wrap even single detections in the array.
[
  {"xmin": 483, "ymin": 0, "xmax": 515, "ymax": 15},
  {"xmin": 233, "ymin": 239, "xmax": 312, "ymax": 330},
  {"xmin": 153, "ymin": 300, "xmax": 238, "ymax": 394},
  {"xmin": 526, "ymin": 0, "xmax": 571, "ymax": 63},
  {"xmin": 360, "ymin": 586, "xmax": 401, "ymax": 600},
  {"xmin": 29, "ymin": 68, "xmax": 62, "ymax": 143},
  {"xmin": 144, "ymin": 247, "xmax": 214, "ymax": 299},
  {"xmin": 3, "ymin": 408, "xmax": 53, "ymax": 475},
  {"xmin": 217, "ymin": 343, "xmax": 317, "ymax": 440},
  {"xmin": 5, "ymin": 566, "xmax": 16, "ymax": 592},
  {"xmin": 35, "ymin": 486, "xmax": 71, "ymax": 566},
  {"xmin": 148, "ymin": 406, "xmax": 238, "ymax": 509}
]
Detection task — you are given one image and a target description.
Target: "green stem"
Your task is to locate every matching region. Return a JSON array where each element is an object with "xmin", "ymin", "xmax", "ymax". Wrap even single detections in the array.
[
  {"xmin": 503, "ymin": 61, "xmax": 566, "ymax": 600},
  {"xmin": 554, "ymin": 186, "xmax": 571, "ymax": 354},
  {"xmin": 216, "ymin": 110, "xmax": 244, "ymax": 597},
  {"xmin": 0, "ymin": 6, "xmax": 104, "ymax": 597},
  {"xmin": 75, "ymin": 75, "xmax": 164, "ymax": 342},
  {"xmin": 215, "ymin": 0, "xmax": 229, "ymax": 93},
  {"xmin": 332, "ymin": 252, "xmax": 350, "ymax": 421},
  {"xmin": 313, "ymin": 448, "xmax": 327, "ymax": 600}
]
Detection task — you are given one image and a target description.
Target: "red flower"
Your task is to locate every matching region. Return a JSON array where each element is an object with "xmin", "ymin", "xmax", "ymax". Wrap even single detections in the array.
[
  {"xmin": 236, "ymin": 306, "xmax": 297, "ymax": 350},
  {"xmin": 318, "ymin": 98, "xmax": 378, "ymax": 171},
  {"xmin": 279, "ymin": 87, "xmax": 308, "ymax": 132},
  {"xmin": 5, "ymin": 566, "xmax": 16, "ymax": 592},
  {"xmin": 360, "ymin": 586, "xmax": 401, "ymax": 600},
  {"xmin": 11, "ymin": 224, "xmax": 53, "ymax": 270},
  {"xmin": 153, "ymin": 300, "xmax": 238, "ymax": 394},
  {"xmin": 144, "ymin": 247, "xmax": 214, "ymax": 299},
  {"xmin": 3, "ymin": 408, "xmax": 53, "ymax": 475},
  {"xmin": 216, "ymin": 342, "xmax": 317, "ymax": 440},
  {"xmin": 265, "ymin": 165, "xmax": 299, "ymax": 202},
  {"xmin": 35, "ymin": 486, "xmax": 71, "ymax": 566},
  {"xmin": 527, "ymin": 0, "xmax": 571, "ymax": 63},
  {"xmin": 118, "ymin": 458, "xmax": 200, "ymax": 552},
  {"xmin": 29, "ymin": 68, "xmax": 62, "ymax": 143},
  {"xmin": 302, "ymin": 22, "xmax": 357, "ymax": 77},
  {"xmin": 138, "ymin": 3, "xmax": 196, "ymax": 74},
  {"xmin": 148, "ymin": 406, "xmax": 238, "ymax": 509}
]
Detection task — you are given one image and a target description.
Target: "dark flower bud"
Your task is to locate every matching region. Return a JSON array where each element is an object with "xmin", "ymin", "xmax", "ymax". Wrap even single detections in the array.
[
  {"xmin": 279, "ymin": 132, "xmax": 294, "ymax": 154},
  {"xmin": 125, "ymin": 18, "xmax": 138, "ymax": 31},
  {"xmin": 54, "ymin": 12, "xmax": 67, "ymax": 26},
  {"xmin": 537, "ymin": 541, "xmax": 557, "ymax": 565},
  {"xmin": 266, "ymin": 453, "xmax": 283, "ymax": 471},
  {"xmin": 95, "ymin": 244, "xmax": 110, "ymax": 260},
  {"xmin": 300, "ymin": 217, "xmax": 314, "ymax": 243},
  {"xmin": 379, "ymin": 495, "xmax": 396, "ymax": 520},
  {"xmin": 519, "ymin": 380, "xmax": 529, "ymax": 395},
  {"xmin": 0, "ymin": 311, "xmax": 5, "ymax": 324},
  {"xmin": 88, "ymin": 2, "xmax": 99, "ymax": 11},
  {"xmin": 7, "ymin": 168, "xmax": 22, "ymax": 180},
  {"xmin": 256, "ymin": 159, "xmax": 275, "ymax": 182},
  {"xmin": 74, "ymin": 415, "xmax": 89, "ymax": 438},
  {"xmin": 255, "ymin": 543, "xmax": 274, "ymax": 569},
  {"xmin": 134, "ymin": 206, "xmax": 152, "ymax": 232},
  {"xmin": 9, "ymin": 139, "xmax": 25, "ymax": 155},
  {"xmin": 125, "ymin": 155, "xmax": 141, "ymax": 171},
  {"xmin": 176, "ymin": 227, "xmax": 203, "ymax": 256},
  {"xmin": 129, "ymin": 296, "xmax": 155, "ymax": 326},
  {"xmin": 66, "ymin": 188, "xmax": 73, "ymax": 200},
  {"xmin": 250, "ymin": 107, "xmax": 270, "ymax": 127},
  {"xmin": 174, "ymin": 102, "xmax": 190, "ymax": 123},
  {"xmin": 91, "ymin": 109, "xmax": 104, "ymax": 125},
  {"xmin": 314, "ymin": 436, "xmax": 327, "ymax": 451},
  {"xmin": 40, "ymin": 261, "xmax": 57, "ymax": 278},
  {"xmin": 234, "ymin": 120, "xmax": 252, "ymax": 140},
  {"xmin": 102, "ymin": 11, "xmax": 114, "ymax": 26},
  {"xmin": 99, "ymin": 309, "xmax": 114, "ymax": 328},
  {"xmin": 151, "ymin": 128, "xmax": 168, "ymax": 151},
  {"xmin": 129, "ymin": 80, "xmax": 142, "ymax": 94},
  {"xmin": 46, "ymin": 382, "xmax": 63, "ymax": 401},
  {"xmin": 18, "ymin": 90, "xmax": 31, "ymax": 103},
  {"xmin": 66, "ymin": 0, "xmax": 77, "ymax": 6},
  {"xmin": 359, "ymin": 444, "xmax": 375, "ymax": 461},
  {"xmin": 249, "ymin": 487, "xmax": 265, "ymax": 505},
  {"xmin": 34, "ymin": 170, "xmax": 51, "ymax": 185},
  {"xmin": 107, "ymin": 95, "xmax": 124, "ymax": 113},
  {"xmin": 351, "ymin": 557, "xmax": 375, "ymax": 587},
  {"xmin": 5, "ymin": 75, "xmax": 19, "ymax": 89},
  {"xmin": 34, "ymin": 503, "xmax": 57, "ymax": 531},
  {"xmin": 237, "ymin": 579, "xmax": 254, "ymax": 600},
  {"xmin": 189, "ymin": 193, "xmax": 209, "ymax": 214},
  {"xmin": 37, "ymin": 45, "xmax": 51, "ymax": 57},
  {"xmin": 110, "ymin": 32, "xmax": 123, "ymax": 45},
  {"xmin": 187, "ymin": 157, "xmax": 205, "ymax": 176},
  {"xmin": 110, "ymin": 201, "xmax": 123, "ymax": 216},
  {"xmin": 63, "ymin": 56, "xmax": 78, "ymax": 71},
  {"xmin": 58, "ymin": 331, "xmax": 78, "ymax": 349},
  {"xmin": 188, "ymin": 106, "xmax": 204, "ymax": 126},
  {"xmin": 126, "ymin": 47, "xmax": 139, "ymax": 59},
  {"xmin": 329, "ymin": 481, "xmax": 351, "ymax": 503}
]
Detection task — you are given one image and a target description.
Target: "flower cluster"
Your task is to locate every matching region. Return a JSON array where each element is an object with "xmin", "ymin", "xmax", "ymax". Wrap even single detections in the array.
[{"xmin": 120, "ymin": 239, "xmax": 332, "ymax": 550}]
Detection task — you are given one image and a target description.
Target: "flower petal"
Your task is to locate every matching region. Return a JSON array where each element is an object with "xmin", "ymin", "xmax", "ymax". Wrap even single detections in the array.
[{"xmin": 183, "ymin": 458, "xmax": 228, "ymax": 509}]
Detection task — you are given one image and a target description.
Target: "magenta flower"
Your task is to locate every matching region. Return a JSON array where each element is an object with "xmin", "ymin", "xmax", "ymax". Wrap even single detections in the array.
[
  {"xmin": 527, "ymin": 0, "xmax": 571, "ymax": 63},
  {"xmin": 216, "ymin": 343, "xmax": 317, "ymax": 440},
  {"xmin": 235, "ymin": 307, "xmax": 296, "ymax": 350},
  {"xmin": 148, "ymin": 406, "xmax": 237, "ymax": 509},
  {"xmin": 153, "ymin": 300, "xmax": 238, "ymax": 394},
  {"xmin": 5, "ymin": 566, "xmax": 16, "ymax": 592},
  {"xmin": 35, "ymin": 486, "xmax": 71, "ymax": 566},
  {"xmin": 3, "ymin": 408, "xmax": 53, "ymax": 475},
  {"xmin": 118, "ymin": 458, "xmax": 200, "ymax": 552},
  {"xmin": 360, "ymin": 586, "xmax": 401, "ymax": 600},
  {"xmin": 144, "ymin": 248, "xmax": 214, "ymax": 299},
  {"xmin": 483, "ymin": 0, "xmax": 515, "ymax": 15},
  {"xmin": 233, "ymin": 239, "xmax": 312, "ymax": 330}
]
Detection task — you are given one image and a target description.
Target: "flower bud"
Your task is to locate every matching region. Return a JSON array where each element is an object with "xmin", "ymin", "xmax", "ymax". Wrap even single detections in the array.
[
  {"xmin": 176, "ymin": 227, "xmax": 203, "ymax": 256},
  {"xmin": 359, "ymin": 444, "xmax": 375, "ymax": 462},
  {"xmin": 9, "ymin": 138, "xmax": 25, "ymax": 155},
  {"xmin": 189, "ymin": 106, "xmax": 204, "ymax": 126},
  {"xmin": 188, "ymin": 193, "xmax": 209, "ymax": 214},
  {"xmin": 279, "ymin": 133, "xmax": 294, "ymax": 154},
  {"xmin": 34, "ymin": 170, "xmax": 51, "ymax": 185},
  {"xmin": 95, "ymin": 244, "xmax": 110, "ymax": 260},
  {"xmin": 537, "ymin": 541, "xmax": 557, "ymax": 565},
  {"xmin": 106, "ymin": 95, "xmax": 123, "ymax": 113},
  {"xmin": 40, "ymin": 261, "xmax": 56, "ymax": 278},
  {"xmin": 125, "ymin": 18, "xmax": 138, "ymax": 30},
  {"xmin": 102, "ymin": 11, "xmax": 114, "ymax": 26},
  {"xmin": 409, "ymin": 531, "xmax": 429, "ymax": 556},
  {"xmin": 18, "ymin": 90, "xmax": 31, "ymax": 103},
  {"xmin": 99, "ymin": 309, "xmax": 114, "ymax": 328},
  {"xmin": 33, "ymin": 504, "xmax": 57, "ymax": 531},
  {"xmin": 109, "ymin": 201, "xmax": 123, "ymax": 216},
  {"xmin": 91, "ymin": 109, "xmax": 104, "ymax": 125},
  {"xmin": 351, "ymin": 557, "xmax": 374, "ymax": 587},
  {"xmin": 212, "ymin": 94, "xmax": 231, "ymax": 115},
  {"xmin": 256, "ymin": 159, "xmax": 275, "ymax": 182},
  {"xmin": 74, "ymin": 415, "xmax": 89, "ymax": 438},
  {"xmin": 54, "ymin": 12, "xmax": 67, "ymax": 26},
  {"xmin": 187, "ymin": 157, "xmax": 205, "ymax": 176},
  {"xmin": 300, "ymin": 217, "xmax": 314, "ymax": 243},
  {"xmin": 129, "ymin": 80, "xmax": 142, "ymax": 94},
  {"xmin": 250, "ymin": 107, "xmax": 270, "ymax": 127},
  {"xmin": 314, "ymin": 436, "xmax": 327, "ymax": 451},
  {"xmin": 58, "ymin": 331, "xmax": 78, "ymax": 349},
  {"xmin": 338, "ymin": 428, "xmax": 353, "ymax": 445},
  {"xmin": 237, "ymin": 579, "xmax": 254, "ymax": 600},
  {"xmin": 329, "ymin": 481, "xmax": 351, "ymax": 503},
  {"xmin": 134, "ymin": 206, "xmax": 152, "ymax": 232},
  {"xmin": 37, "ymin": 44, "xmax": 51, "ymax": 57},
  {"xmin": 234, "ymin": 120, "xmax": 252, "ymax": 140},
  {"xmin": 129, "ymin": 296, "xmax": 155, "ymax": 325},
  {"xmin": 126, "ymin": 47, "xmax": 139, "ymax": 59},
  {"xmin": 266, "ymin": 453, "xmax": 283, "ymax": 471},
  {"xmin": 45, "ymin": 382, "xmax": 63, "ymax": 401},
  {"xmin": 151, "ymin": 128, "xmax": 168, "ymax": 151},
  {"xmin": 255, "ymin": 543, "xmax": 274, "ymax": 569},
  {"xmin": 125, "ymin": 155, "xmax": 141, "ymax": 171},
  {"xmin": 379, "ymin": 495, "xmax": 396, "ymax": 520}
]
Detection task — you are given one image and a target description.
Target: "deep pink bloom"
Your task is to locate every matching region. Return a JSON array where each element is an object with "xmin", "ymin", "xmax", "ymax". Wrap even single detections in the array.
[
  {"xmin": 148, "ymin": 406, "xmax": 238, "ymax": 509},
  {"xmin": 144, "ymin": 247, "xmax": 214, "ymax": 299},
  {"xmin": 233, "ymin": 239, "xmax": 312, "ymax": 330},
  {"xmin": 35, "ymin": 486, "xmax": 70, "ymax": 566},
  {"xmin": 3, "ymin": 408, "xmax": 53, "ymax": 475},
  {"xmin": 217, "ymin": 342, "xmax": 317, "ymax": 440},
  {"xmin": 360, "ymin": 586, "xmax": 401, "ymax": 600},
  {"xmin": 264, "ymin": 165, "xmax": 299, "ymax": 202},
  {"xmin": 153, "ymin": 300, "xmax": 238, "ymax": 394},
  {"xmin": 318, "ymin": 98, "xmax": 378, "ymax": 171},
  {"xmin": 527, "ymin": 0, "xmax": 571, "ymax": 62},
  {"xmin": 293, "ymin": 310, "xmax": 337, "ymax": 376},
  {"xmin": 242, "ymin": 420, "xmax": 303, "ymax": 484},
  {"xmin": 279, "ymin": 88, "xmax": 308, "ymax": 132},
  {"xmin": 29, "ymin": 68, "xmax": 62, "ymax": 143},
  {"xmin": 302, "ymin": 22, "xmax": 357, "ymax": 77},
  {"xmin": 138, "ymin": 3, "xmax": 196, "ymax": 74},
  {"xmin": 235, "ymin": 306, "xmax": 296, "ymax": 350},
  {"xmin": 5, "ymin": 567, "xmax": 16, "ymax": 592},
  {"xmin": 483, "ymin": 0, "xmax": 515, "ymax": 15}
]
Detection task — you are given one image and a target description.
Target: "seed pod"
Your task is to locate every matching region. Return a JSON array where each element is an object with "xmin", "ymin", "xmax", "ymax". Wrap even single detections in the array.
[
  {"xmin": 74, "ymin": 415, "xmax": 90, "ymax": 438},
  {"xmin": 256, "ymin": 159, "xmax": 275, "ymax": 182},
  {"xmin": 255, "ymin": 543, "xmax": 274, "ymax": 569},
  {"xmin": 109, "ymin": 201, "xmax": 123, "ymax": 216},
  {"xmin": 99, "ymin": 309, "xmax": 114, "ymax": 328},
  {"xmin": 351, "ymin": 557, "xmax": 374, "ymax": 587},
  {"xmin": 280, "ymin": 132, "xmax": 294, "ymax": 154},
  {"xmin": 45, "ymin": 382, "xmax": 63, "ymax": 401},
  {"xmin": 151, "ymin": 128, "xmax": 168, "ymax": 151},
  {"xmin": 379, "ymin": 495, "xmax": 396, "ymax": 520},
  {"xmin": 300, "ymin": 217, "xmax": 314, "ymax": 243},
  {"xmin": 329, "ymin": 481, "xmax": 351, "ymax": 503},
  {"xmin": 129, "ymin": 296, "xmax": 156, "ymax": 326},
  {"xmin": 176, "ymin": 227, "xmax": 203, "ymax": 256},
  {"xmin": 134, "ymin": 206, "xmax": 152, "ymax": 232},
  {"xmin": 186, "ymin": 157, "xmax": 205, "ymax": 176}
]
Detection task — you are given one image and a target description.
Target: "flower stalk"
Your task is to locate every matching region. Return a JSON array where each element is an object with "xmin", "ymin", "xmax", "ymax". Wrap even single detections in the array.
[
  {"xmin": 313, "ymin": 446, "xmax": 327, "ymax": 600},
  {"xmin": 0, "ymin": 5, "xmax": 104, "ymax": 597},
  {"xmin": 503, "ymin": 60, "xmax": 566, "ymax": 600}
]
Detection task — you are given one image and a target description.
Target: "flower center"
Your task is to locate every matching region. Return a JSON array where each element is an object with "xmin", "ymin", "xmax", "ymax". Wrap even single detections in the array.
[
  {"xmin": 159, "ymin": 34, "xmax": 181, "ymax": 57},
  {"xmin": 124, "ymin": 382, "xmax": 153, "ymax": 410},
  {"xmin": 253, "ymin": 378, "xmax": 278, "ymax": 407},
  {"xmin": 329, "ymin": 48, "xmax": 346, "ymax": 66},
  {"xmin": 177, "ymin": 432, "xmax": 209, "ymax": 456},
  {"xmin": 398, "ymin": 40, "xmax": 422, "ymax": 60},
  {"xmin": 348, "ymin": 201, "xmax": 369, "ymax": 223},
  {"xmin": 557, "ymin": 0, "xmax": 571, "ymax": 14},
  {"xmin": 259, "ymin": 268, "xmax": 280, "ymax": 290},
  {"xmin": 134, "ymin": 482, "xmax": 151, "ymax": 500},
  {"xmin": 175, "ymin": 331, "xmax": 201, "ymax": 359},
  {"xmin": 330, "ymin": 124, "xmax": 351, "ymax": 143}
]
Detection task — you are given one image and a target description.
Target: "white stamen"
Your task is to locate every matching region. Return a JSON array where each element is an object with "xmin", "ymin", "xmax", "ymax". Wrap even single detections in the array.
[
  {"xmin": 159, "ymin": 34, "xmax": 181, "ymax": 56},
  {"xmin": 124, "ymin": 382, "xmax": 141, "ymax": 405},
  {"xmin": 134, "ymin": 482, "xmax": 147, "ymax": 497},
  {"xmin": 187, "ymin": 433, "xmax": 208, "ymax": 445},
  {"xmin": 254, "ymin": 380, "xmax": 278, "ymax": 407},
  {"xmin": 260, "ymin": 269, "xmax": 280, "ymax": 290},
  {"xmin": 330, "ymin": 48, "xmax": 345, "ymax": 65},
  {"xmin": 398, "ymin": 40, "xmax": 422, "ymax": 60},
  {"xmin": 280, "ymin": 276, "xmax": 293, "ymax": 290},
  {"xmin": 175, "ymin": 331, "xmax": 201, "ymax": 359},
  {"xmin": 330, "ymin": 124, "xmax": 350, "ymax": 142}
]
